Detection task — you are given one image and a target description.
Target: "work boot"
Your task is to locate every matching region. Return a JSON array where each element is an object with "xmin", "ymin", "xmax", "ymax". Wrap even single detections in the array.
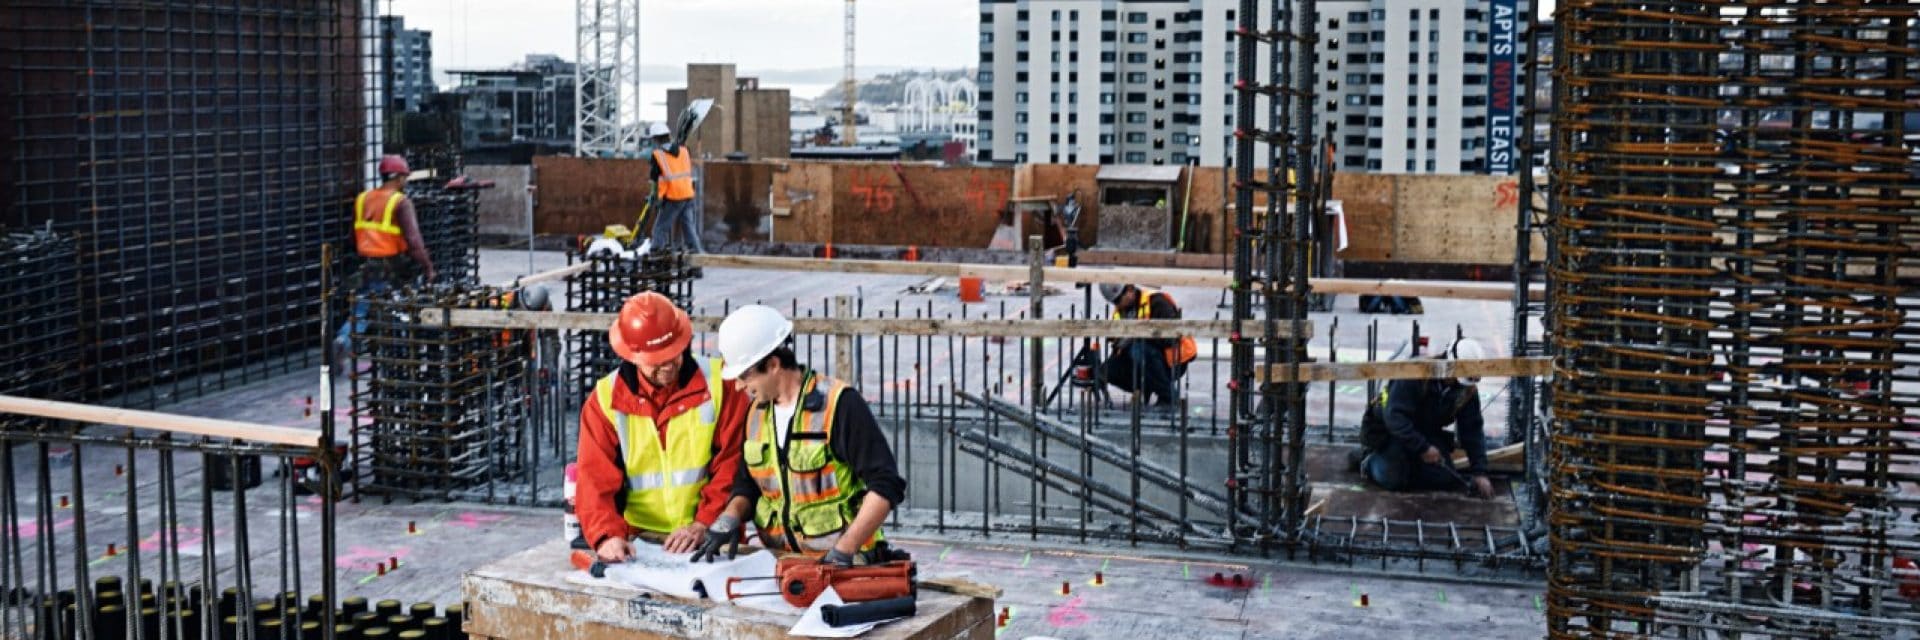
[{"xmin": 1346, "ymin": 447, "xmax": 1368, "ymax": 473}]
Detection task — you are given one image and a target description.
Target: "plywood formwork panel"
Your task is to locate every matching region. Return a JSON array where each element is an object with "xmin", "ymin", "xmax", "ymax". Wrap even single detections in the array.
[{"xmin": 531, "ymin": 156, "xmax": 651, "ymax": 236}]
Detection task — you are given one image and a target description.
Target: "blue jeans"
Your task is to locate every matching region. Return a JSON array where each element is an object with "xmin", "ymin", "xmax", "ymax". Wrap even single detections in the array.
[
  {"xmin": 649, "ymin": 197, "xmax": 705, "ymax": 253},
  {"xmin": 333, "ymin": 258, "xmax": 409, "ymax": 358},
  {"xmin": 1362, "ymin": 438, "xmax": 1465, "ymax": 492}
]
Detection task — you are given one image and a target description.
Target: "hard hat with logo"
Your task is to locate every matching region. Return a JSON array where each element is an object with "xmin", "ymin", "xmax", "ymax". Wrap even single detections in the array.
[
  {"xmin": 648, "ymin": 122, "xmax": 672, "ymax": 138},
  {"xmin": 1444, "ymin": 337, "xmax": 1486, "ymax": 385},
  {"xmin": 609, "ymin": 292, "xmax": 691, "ymax": 367},
  {"xmin": 378, "ymin": 155, "xmax": 410, "ymax": 180},
  {"xmin": 717, "ymin": 305, "xmax": 793, "ymax": 380}
]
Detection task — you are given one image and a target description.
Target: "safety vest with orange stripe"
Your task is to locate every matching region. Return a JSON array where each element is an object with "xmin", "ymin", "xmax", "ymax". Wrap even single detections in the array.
[
  {"xmin": 593, "ymin": 357, "xmax": 725, "ymax": 534},
  {"xmin": 652, "ymin": 146, "xmax": 695, "ymax": 200},
  {"xmin": 353, "ymin": 187, "xmax": 408, "ymax": 258},
  {"xmin": 742, "ymin": 372, "xmax": 881, "ymax": 552},
  {"xmin": 1111, "ymin": 288, "xmax": 1198, "ymax": 367}
]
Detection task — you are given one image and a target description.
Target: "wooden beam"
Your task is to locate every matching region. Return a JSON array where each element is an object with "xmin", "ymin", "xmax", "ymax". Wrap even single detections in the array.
[
  {"xmin": 687, "ymin": 254, "xmax": 1542, "ymax": 300},
  {"xmin": 431, "ymin": 308, "xmax": 1308, "ymax": 339},
  {"xmin": 1454, "ymin": 443, "xmax": 1525, "ymax": 472},
  {"xmin": 511, "ymin": 263, "xmax": 590, "ymax": 287},
  {"xmin": 0, "ymin": 395, "xmax": 322, "ymax": 448},
  {"xmin": 1259, "ymin": 356, "xmax": 1551, "ymax": 383}
]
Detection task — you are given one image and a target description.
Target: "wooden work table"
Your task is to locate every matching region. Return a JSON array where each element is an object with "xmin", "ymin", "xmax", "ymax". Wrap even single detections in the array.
[{"xmin": 463, "ymin": 539, "xmax": 996, "ymax": 639}]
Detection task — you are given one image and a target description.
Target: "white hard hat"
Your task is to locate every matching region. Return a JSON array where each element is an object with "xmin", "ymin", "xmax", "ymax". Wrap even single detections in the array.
[
  {"xmin": 1445, "ymin": 337, "xmax": 1487, "ymax": 385},
  {"xmin": 1099, "ymin": 283, "xmax": 1129, "ymax": 303},
  {"xmin": 718, "ymin": 305, "xmax": 794, "ymax": 380},
  {"xmin": 648, "ymin": 122, "xmax": 672, "ymax": 138}
]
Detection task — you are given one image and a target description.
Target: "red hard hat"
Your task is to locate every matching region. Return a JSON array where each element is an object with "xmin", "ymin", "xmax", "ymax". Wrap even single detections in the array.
[
  {"xmin": 378, "ymin": 155, "xmax": 410, "ymax": 178},
  {"xmin": 609, "ymin": 292, "xmax": 690, "ymax": 367}
]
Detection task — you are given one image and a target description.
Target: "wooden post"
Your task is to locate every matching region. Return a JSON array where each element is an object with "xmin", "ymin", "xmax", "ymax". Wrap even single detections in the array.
[
  {"xmin": 833, "ymin": 295, "xmax": 854, "ymax": 380},
  {"xmin": 1027, "ymin": 235, "xmax": 1046, "ymax": 411}
]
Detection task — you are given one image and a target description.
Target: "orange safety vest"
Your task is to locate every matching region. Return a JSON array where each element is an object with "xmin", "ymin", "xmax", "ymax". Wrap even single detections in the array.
[
  {"xmin": 1113, "ymin": 289, "xmax": 1198, "ymax": 367},
  {"xmin": 353, "ymin": 188, "xmax": 407, "ymax": 258},
  {"xmin": 652, "ymin": 146, "xmax": 695, "ymax": 201}
]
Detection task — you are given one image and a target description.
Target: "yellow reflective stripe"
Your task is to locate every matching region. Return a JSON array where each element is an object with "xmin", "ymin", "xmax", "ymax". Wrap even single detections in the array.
[
  {"xmin": 629, "ymin": 467, "xmax": 705, "ymax": 491},
  {"xmin": 353, "ymin": 191, "xmax": 404, "ymax": 234}
]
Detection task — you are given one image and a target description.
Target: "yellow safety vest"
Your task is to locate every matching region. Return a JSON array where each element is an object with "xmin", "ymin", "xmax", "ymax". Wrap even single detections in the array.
[
  {"xmin": 742, "ymin": 373, "xmax": 880, "ymax": 551},
  {"xmin": 593, "ymin": 357, "xmax": 725, "ymax": 534},
  {"xmin": 1111, "ymin": 288, "xmax": 1198, "ymax": 366}
]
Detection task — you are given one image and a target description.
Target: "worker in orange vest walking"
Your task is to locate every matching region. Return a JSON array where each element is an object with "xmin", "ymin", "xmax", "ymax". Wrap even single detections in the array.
[
  {"xmin": 333, "ymin": 155, "xmax": 436, "ymax": 366},
  {"xmin": 576, "ymin": 292, "xmax": 749, "ymax": 561},
  {"xmin": 647, "ymin": 122, "xmax": 705, "ymax": 254}
]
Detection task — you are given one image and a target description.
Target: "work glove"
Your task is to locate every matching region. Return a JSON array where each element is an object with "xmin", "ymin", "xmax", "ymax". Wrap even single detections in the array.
[
  {"xmin": 821, "ymin": 547, "xmax": 856, "ymax": 568},
  {"xmin": 689, "ymin": 513, "xmax": 741, "ymax": 564}
]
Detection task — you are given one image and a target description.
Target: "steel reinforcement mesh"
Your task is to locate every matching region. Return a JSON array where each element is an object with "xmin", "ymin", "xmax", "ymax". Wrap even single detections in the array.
[
  {"xmin": 0, "ymin": 228, "xmax": 82, "ymax": 411},
  {"xmin": 1546, "ymin": 1, "xmax": 1920, "ymax": 636},
  {"xmin": 2, "ymin": 1, "xmax": 366, "ymax": 406},
  {"xmin": 348, "ymin": 284, "xmax": 529, "ymax": 501}
]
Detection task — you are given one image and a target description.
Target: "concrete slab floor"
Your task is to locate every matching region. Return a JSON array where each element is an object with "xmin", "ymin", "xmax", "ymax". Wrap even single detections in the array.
[{"xmin": 2, "ymin": 250, "xmax": 1546, "ymax": 637}]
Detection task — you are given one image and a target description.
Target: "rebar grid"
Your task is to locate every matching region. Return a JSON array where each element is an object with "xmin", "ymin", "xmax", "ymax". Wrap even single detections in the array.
[
  {"xmin": 2, "ymin": 1, "xmax": 367, "ymax": 408},
  {"xmin": 1546, "ymin": 1, "xmax": 1920, "ymax": 636},
  {"xmin": 348, "ymin": 285, "xmax": 530, "ymax": 502},
  {"xmin": 562, "ymin": 247, "xmax": 696, "ymax": 401},
  {"xmin": 0, "ymin": 229, "xmax": 83, "ymax": 417}
]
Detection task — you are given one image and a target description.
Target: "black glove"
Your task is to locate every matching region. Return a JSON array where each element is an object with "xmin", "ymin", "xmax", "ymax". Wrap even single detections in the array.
[
  {"xmin": 690, "ymin": 513, "xmax": 741, "ymax": 564},
  {"xmin": 821, "ymin": 547, "xmax": 855, "ymax": 568}
]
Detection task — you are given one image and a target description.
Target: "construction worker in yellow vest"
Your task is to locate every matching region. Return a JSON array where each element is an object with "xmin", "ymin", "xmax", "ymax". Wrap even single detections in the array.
[
  {"xmin": 647, "ymin": 122, "xmax": 705, "ymax": 254},
  {"xmin": 332, "ymin": 155, "xmax": 435, "ymax": 366},
  {"xmin": 1098, "ymin": 283, "xmax": 1198, "ymax": 407},
  {"xmin": 576, "ymin": 292, "xmax": 751, "ymax": 561},
  {"xmin": 691, "ymin": 305, "xmax": 907, "ymax": 567}
]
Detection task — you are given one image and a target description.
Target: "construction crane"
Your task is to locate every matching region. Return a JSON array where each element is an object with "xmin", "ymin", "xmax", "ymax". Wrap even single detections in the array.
[{"xmin": 841, "ymin": 0, "xmax": 857, "ymax": 146}]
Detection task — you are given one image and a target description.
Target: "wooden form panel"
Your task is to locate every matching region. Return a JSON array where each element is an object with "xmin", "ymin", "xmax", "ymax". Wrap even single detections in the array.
[{"xmin": 531, "ymin": 156, "xmax": 652, "ymax": 235}]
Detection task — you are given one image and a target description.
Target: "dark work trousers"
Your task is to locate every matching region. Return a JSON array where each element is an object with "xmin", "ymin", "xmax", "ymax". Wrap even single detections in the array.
[
  {"xmin": 1102, "ymin": 341, "xmax": 1183, "ymax": 405},
  {"xmin": 1362, "ymin": 437, "xmax": 1466, "ymax": 491}
]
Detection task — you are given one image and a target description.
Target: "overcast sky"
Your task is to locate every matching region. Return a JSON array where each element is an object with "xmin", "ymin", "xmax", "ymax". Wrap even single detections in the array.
[{"xmin": 394, "ymin": 0, "xmax": 980, "ymax": 81}]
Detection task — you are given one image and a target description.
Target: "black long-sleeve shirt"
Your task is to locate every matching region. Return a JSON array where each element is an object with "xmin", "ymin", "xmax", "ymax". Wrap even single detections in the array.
[
  {"xmin": 729, "ymin": 383, "xmax": 906, "ymax": 508},
  {"xmin": 1379, "ymin": 378, "xmax": 1488, "ymax": 474}
]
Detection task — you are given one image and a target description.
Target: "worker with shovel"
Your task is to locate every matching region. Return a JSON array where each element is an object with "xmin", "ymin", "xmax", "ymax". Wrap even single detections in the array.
[
  {"xmin": 693, "ymin": 305, "xmax": 908, "ymax": 567},
  {"xmin": 648, "ymin": 122, "xmax": 705, "ymax": 254},
  {"xmin": 1354, "ymin": 337, "xmax": 1495, "ymax": 498}
]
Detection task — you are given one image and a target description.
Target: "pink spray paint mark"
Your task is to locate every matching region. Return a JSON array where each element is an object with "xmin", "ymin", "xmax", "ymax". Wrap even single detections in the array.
[
  {"xmin": 444, "ymin": 512, "xmax": 508, "ymax": 530},
  {"xmin": 138, "ymin": 527, "xmax": 207, "ymax": 553},
  {"xmin": 12, "ymin": 517, "xmax": 74, "ymax": 539},
  {"xmin": 337, "ymin": 546, "xmax": 410, "ymax": 572},
  {"xmin": 1047, "ymin": 596, "xmax": 1092, "ymax": 628}
]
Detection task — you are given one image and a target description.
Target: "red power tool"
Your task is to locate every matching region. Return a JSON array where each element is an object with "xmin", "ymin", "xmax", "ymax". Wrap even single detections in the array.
[{"xmin": 726, "ymin": 556, "xmax": 915, "ymax": 608}]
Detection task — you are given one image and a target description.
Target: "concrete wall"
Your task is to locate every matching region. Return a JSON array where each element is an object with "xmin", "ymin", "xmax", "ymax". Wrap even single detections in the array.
[
  {"xmin": 470, "ymin": 165, "xmax": 531, "ymax": 238},
  {"xmin": 684, "ymin": 64, "xmax": 738, "ymax": 154},
  {"xmin": 736, "ymin": 89, "xmax": 790, "ymax": 160}
]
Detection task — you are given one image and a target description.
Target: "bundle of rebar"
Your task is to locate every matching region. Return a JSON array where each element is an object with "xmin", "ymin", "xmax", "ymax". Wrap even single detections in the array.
[
  {"xmin": 0, "ymin": 228, "xmax": 81, "ymax": 412},
  {"xmin": 1546, "ymin": 2, "xmax": 1920, "ymax": 636},
  {"xmin": 563, "ymin": 246, "xmax": 696, "ymax": 400},
  {"xmin": 349, "ymin": 284, "xmax": 530, "ymax": 501}
]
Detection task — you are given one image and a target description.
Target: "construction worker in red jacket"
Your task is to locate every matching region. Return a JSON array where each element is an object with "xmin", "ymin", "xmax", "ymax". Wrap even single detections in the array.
[
  {"xmin": 647, "ymin": 122, "xmax": 705, "ymax": 254},
  {"xmin": 1099, "ymin": 283, "xmax": 1197, "ymax": 407},
  {"xmin": 577, "ymin": 292, "xmax": 750, "ymax": 561},
  {"xmin": 691, "ymin": 305, "xmax": 907, "ymax": 567},
  {"xmin": 333, "ymin": 155, "xmax": 436, "ymax": 365}
]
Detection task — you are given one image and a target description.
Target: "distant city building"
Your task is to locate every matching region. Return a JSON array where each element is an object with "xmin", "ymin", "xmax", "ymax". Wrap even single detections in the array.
[
  {"xmin": 447, "ymin": 54, "xmax": 579, "ymax": 150},
  {"xmin": 667, "ymin": 64, "xmax": 791, "ymax": 160},
  {"xmin": 379, "ymin": 15, "xmax": 436, "ymax": 113},
  {"xmin": 978, "ymin": 0, "xmax": 1528, "ymax": 173},
  {"xmin": 902, "ymin": 77, "xmax": 979, "ymax": 157}
]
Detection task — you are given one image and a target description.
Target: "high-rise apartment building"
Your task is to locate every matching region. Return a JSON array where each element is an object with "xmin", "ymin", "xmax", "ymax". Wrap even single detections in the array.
[
  {"xmin": 978, "ymin": 0, "xmax": 1526, "ymax": 174},
  {"xmin": 379, "ymin": 16, "xmax": 436, "ymax": 114}
]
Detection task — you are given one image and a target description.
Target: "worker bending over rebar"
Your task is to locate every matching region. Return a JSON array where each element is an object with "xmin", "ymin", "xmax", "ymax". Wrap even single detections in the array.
[
  {"xmin": 1098, "ymin": 283, "xmax": 1197, "ymax": 408},
  {"xmin": 1353, "ymin": 337, "xmax": 1495, "ymax": 499},
  {"xmin": 576, "ymin": 292, "xmax": 750, "ymax": 562},
  {"xmin": 692, "ymin": 305, "xmax": 909, "ymax": 567},
  {"xmin": 333, "ymin": 155, "xmax": 436, "ymax": 365}
]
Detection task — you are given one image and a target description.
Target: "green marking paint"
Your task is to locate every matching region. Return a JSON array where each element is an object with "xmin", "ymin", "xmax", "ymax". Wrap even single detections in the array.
[
  {"xmin": 939, "ymin": 545, "xmax": 952, "ymax": 562},
  {"xmin": 1182, "ymin": 564, "xmax": 1190, "ymax": 579},
  {"xmin": 1438, "ymin": 589, "xmax": 1447, "ymax": 603},
  {"xmin": 1263, "ymin": 575, "xmax": 1272, "ymax": 590},
  {"xmin": 1534, "ymin": 595, "xmax": 1544, "ymax": 611},
  {"xmin": 88, "ymin": 556, "xmax": 112, "ymax": 568},
  {"xmin": 1100, "ymin": 558, "xmax": 1111, "ymax": 573},
  {"xmin": 1020, "ymin": 552, "xmax": 1031, "ymax": 568},
  {"xmin": 356, "ymin": 573, "xmax": 378, "ymax": 586}
]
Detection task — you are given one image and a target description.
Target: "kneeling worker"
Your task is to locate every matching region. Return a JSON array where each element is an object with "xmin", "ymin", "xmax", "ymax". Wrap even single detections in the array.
[
  {"xmin": 1099, "ymin": 283, "xmax": 1197, "ymax": 407},
  {"xmin": 692, "ymin": 305, "xmax": 906, "ymax": 567},
  {"xmin": 1356, "ymin": 337, "xmax": 1494, "ymax": 498},
  {"xmin": 577, "ymin": 292, "xmax": 750, "ymax": 561}
]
